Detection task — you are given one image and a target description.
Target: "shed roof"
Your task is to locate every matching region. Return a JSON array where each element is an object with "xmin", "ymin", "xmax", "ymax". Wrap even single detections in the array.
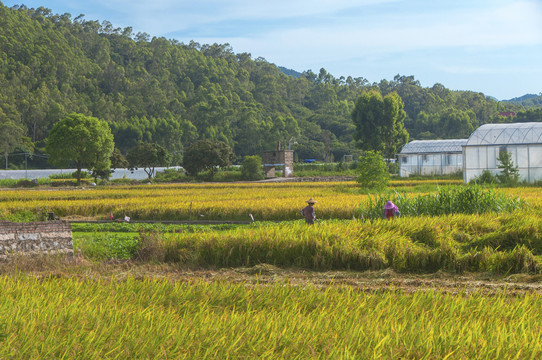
[
  {"xmin": 466, "ymin": 122, "xmax": 542, "ymax": 146},
  {"xmin": 399, "ymin": 139, "xmax": 467, "ymax": 154}
]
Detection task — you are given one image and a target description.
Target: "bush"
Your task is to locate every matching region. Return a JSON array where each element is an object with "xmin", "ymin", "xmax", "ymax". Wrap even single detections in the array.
[
  {"xmin": 496, "ymin": 151, "xmax": 520, "ymax": 186},
  {"xmin": 357, "ymin": 151, "xmax": 389, "ymax": 191},
  {"xmin": 473, "ymin": 170, "xmax": 497, "ymax": 185},
  {"xmin": 5, "ymin": 210, "xmax": 39, "ymax": 222},
  {"xmin": 154, "ymin": 168, "xmax": 186, "ymax": 182},
  {"xmin": 241, "ymin": 156, "xmax": 264, "ymax": 181},
  {"xmin": 212, "ymin": 170, "xmax": 242, "ymax": 182},
  {"xmin": 14, "ymin": 179, "xmax": 39, "ymax": 188},
  {"xmin": 182, "ymin": 140, "xmax": 235, "ymax": 178}
]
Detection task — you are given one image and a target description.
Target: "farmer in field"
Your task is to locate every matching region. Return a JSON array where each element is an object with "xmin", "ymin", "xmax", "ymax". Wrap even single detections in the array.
[
  {"xmin": 301, "ymin": 197, "xmax": 317, "ymax": 224},
  {"xmin": 382, "ymin": 200, "xmax": 400, "ymax": 220}
]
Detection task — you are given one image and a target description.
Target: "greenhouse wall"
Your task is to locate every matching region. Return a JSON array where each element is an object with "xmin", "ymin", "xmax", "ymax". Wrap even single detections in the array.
[
  {"xmin": 463, "ymin": 144, "xmax": 542, "ymax": 183},
  {"xmin": 399, "ymin": 153, "xmax": 463, "ymax": 177}
]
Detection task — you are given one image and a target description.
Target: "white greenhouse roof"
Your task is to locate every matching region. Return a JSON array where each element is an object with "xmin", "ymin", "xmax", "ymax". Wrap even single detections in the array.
[
  {"xmin": 399, "ymin": 139, "xmax": 467, "ymax": 154},
  {"xmin": 466, "ymin": 122, "xmax": 542, "ymax": 146}
]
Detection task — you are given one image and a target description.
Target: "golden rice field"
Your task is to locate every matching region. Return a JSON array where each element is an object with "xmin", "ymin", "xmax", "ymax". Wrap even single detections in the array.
[
  {"xmin": 1, "ymin": 180, "xmax": 540, "ymax": 221},
  {"xmin": 0, "ymin": 275, "xmax": 540, "ymax": 359},
  {"xmin": 2, "ymin": 180, "xmax": 542, "ymax": 358}
]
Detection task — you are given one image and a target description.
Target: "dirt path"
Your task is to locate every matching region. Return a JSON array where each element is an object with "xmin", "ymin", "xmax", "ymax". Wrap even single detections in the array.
[
  {"xmin": 9, "ymin": 257, "xmax": 541, "ymax": 295},
  {"xmin": 169, "ymin": 265, "xmax": 542, "ymax": 296}
]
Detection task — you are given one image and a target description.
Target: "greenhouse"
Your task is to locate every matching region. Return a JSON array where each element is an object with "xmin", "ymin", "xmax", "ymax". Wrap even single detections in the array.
[
  {"xmin": 398, "ymin": 139, "xmax": 467, "ymax": 177},
  {"xmin": 463, "ymin": 122, "xmax": 542, "ymax": 183}
]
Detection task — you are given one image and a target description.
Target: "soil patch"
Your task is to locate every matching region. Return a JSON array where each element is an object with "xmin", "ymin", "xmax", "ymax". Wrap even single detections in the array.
[{"xmin": 5, "ymin": 256, "xmax": 542, "ymax": 295}]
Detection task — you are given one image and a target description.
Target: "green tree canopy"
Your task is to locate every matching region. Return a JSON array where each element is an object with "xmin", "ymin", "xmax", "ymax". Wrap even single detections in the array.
[
  {"xmin": 352, "ymin": 90, "xmax": 409, "ymax": 160},
  {"xmin": 356, "ymin": 151, "xmax": 390, "ymax": 191},
  {"xmin": 496, "ymin": 151, "xmax": 520, "ymax": 186},
  {"xmin": 183, "ymin": 139, "xmax": 235, "ymax": 178},
  {"xmin": 126, "ymin": 142, "xmax": 170, "ymax": 180},
  {"xmin": 46, "ymin": 113, "xmax": 114, "ymax": 184},
  {"xmin": 241, "ymin": 155, "xmax": 264, "ymax": 181},
  {"xmin": 0, "ymin": 117, "xmax": 25, "ymax": 169}
]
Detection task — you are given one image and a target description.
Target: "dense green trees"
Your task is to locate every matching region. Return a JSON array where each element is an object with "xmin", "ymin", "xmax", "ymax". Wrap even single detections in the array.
[
  {"xmin": 182, "ymin": 139, "xmax": 235, "ymax": 177},
  {"xmin": 0, "ymin": 3, "xmax": 535, "ymax": 170},
  {"xmin": 0, "ymin": 118, "xmax": 24, "ymax": 169},
  {"xmin": 46, "ymin": 113, "xmax": 114, "ymax": 184},
  {"xmin": 126, "ymin": 142, "xmax": 170, "ymax": 180},
  {"xmin": 352, "ymin": 91, "xmax": 409, "ymax": 160}
]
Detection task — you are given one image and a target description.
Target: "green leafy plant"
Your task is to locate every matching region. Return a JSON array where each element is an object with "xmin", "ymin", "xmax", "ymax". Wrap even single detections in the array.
[
  {"xmin": 357, "ymin": 151, "xmax": 390, "ymax": 191},
  {"xmin": 496, "ymin": 151, "xmax": 520, "ymax": 186},
  {"xmin": 473, "ymin": 169, "xmax": 497, "ymax": 185},
  {"xmin": 241, "ymin": 155, "xmax": 264, "ymax": 181}
]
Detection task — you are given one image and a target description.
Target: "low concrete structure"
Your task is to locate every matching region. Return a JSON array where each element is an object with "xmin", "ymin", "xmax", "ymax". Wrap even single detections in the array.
[
  {"xmin": 263, "ymin": 141, "xmax": 294, "ymax": 178},
  {"xmin": 0, "ymin": 220, "xmax": 73, "ymax": 259}
]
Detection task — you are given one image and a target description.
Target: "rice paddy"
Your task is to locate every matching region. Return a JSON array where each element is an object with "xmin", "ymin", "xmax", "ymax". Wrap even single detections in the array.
[{"xmin": 1, "ymin": 179, "xmax": 542, "ymax": 358}]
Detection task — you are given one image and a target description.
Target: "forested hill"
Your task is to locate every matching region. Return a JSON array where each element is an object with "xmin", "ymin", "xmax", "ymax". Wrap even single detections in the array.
[
  {"xmin": 503, "ymin": 94, "xmax": 542, "ymax": 109},
  {"xmin": 0, "ymin": 3, "xmax": 537, "ymax": 163}
]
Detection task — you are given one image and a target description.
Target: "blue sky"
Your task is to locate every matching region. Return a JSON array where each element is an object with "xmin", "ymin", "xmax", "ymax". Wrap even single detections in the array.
[{"xmin": 3, "ymin": 0, "xmax": 542, "ymax": 100}]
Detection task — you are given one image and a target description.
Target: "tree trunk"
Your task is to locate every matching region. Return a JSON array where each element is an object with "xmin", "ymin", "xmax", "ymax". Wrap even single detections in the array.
[{"xmin": 76, "ymin": 163, "xmax": 82, "ymax": 186}]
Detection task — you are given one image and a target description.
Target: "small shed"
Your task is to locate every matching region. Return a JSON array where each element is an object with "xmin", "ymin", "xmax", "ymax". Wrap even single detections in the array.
[
  {"xmin": 398, "ymin": 139, "xmax": 467, "ymax": 177},
  {"xmin": 262, "ymin": 141, "xmax": 294, "ymax": 178},
  {"xmin": 463, "ymin": 122, "xmax": 542, "ymax": 183}
]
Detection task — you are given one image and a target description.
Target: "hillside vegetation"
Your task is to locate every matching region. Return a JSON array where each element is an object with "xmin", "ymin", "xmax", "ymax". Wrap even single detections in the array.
[{"xmin": 1, "ymin": 3, "xmax": 539, "ymax": 166}]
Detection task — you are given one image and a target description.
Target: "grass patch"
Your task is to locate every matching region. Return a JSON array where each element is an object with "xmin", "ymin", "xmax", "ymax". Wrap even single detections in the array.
[{"xmin": 357, "ymin": 185, "xmax": 525, "ymax": 220}]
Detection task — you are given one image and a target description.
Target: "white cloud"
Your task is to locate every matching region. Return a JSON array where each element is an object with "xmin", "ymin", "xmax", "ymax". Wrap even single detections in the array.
[{"xmin": 188, "ymin": 0, "xmax": 542, "ymax": 68}]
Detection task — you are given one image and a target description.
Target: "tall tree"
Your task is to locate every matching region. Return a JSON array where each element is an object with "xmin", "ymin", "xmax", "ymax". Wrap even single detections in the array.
[
  {"xmin": 0, "ymin": 117, "xmax": 25, "ymax": 169},
  {"xmin": 46, "ymin": 113, "xmax": 114, "ymax": 184},
  {"xmin": 182, "ymin": 139, "xmax": 235, "ymax": 178},
  {"xmin": 126, "ymin": 142, "xmax": 170, "ymax": 180},
  {"xmin": 352, "ymin": 90, "xmax": 409, "ymax": 160}
]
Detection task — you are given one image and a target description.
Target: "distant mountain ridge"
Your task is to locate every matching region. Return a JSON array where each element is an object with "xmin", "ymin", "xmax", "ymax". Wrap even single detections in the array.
[
  {"xmin": 278, "ymin": 66, "xmax": 302, "ymax": 78},
  {"xmin": 506, "ymin": 94, "xmax": 540, "ymax": 102},
  {"xmin": 503, "ymin": 93, "xmax": 542, "ymax": 109}
]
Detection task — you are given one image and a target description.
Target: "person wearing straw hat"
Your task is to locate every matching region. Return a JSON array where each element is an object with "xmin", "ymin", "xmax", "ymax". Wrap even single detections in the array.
[
  {"xmin": 301, "ymin": 197, "xmax": 317, "ymax": 224},
  {"xmin": 382, "ymin": 200, "xmax": 400, "ymax": 220}
]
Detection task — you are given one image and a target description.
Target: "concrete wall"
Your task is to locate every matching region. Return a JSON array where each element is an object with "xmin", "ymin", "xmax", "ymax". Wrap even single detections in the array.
[
  {"xmin": 262, "ymin": 150, "xmax": 294, "ymax": 178},
  {"xmin": 0, "ymin": 220, "xmax": 73, "ymax": 259}
]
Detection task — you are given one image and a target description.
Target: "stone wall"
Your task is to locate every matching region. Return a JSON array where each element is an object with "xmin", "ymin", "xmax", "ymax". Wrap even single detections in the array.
[
  {"xmin": 0, "ymin": 220, "xmax": 73, "ymax": 259},
  {"xmin": 262, "ymin": 150, "xmax": 294, "ymax": 178}
]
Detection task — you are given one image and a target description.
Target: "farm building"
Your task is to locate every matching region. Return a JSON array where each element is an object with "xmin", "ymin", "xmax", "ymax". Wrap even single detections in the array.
[
  {"xmin": 398, "ymin": 139, "xmax": 467, "ymax": 177},
  {"xmin": 463, "ymin": 122, "xmax": 542, "ymax": 183}
]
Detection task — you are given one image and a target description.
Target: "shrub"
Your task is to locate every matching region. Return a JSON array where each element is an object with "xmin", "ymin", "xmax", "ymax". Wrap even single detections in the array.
[
  {"xmin": 182, "ymin": 140, "xmax": 235, "ymax": 178},
  {"xmin": 473, "ymin": 169, "xmax": 497, "ymax": 185},
  {"xmin": 357, "ymin": 151, "xmax": 389, "ymax": 191},
  {"xmin": 496, "ymin": 151, "xmax": 520, "ymax": 186},
  {"xmin": 154, "ymin": 168, "xmax": 186, "ymax": 182},
  {"xmin": 14, "ymin": 179, "xmax": 39, "ymax": 188},
  {"xmin": 5, "ymin": 210, "xmax": 39, "ymax": 222},
  {"xmin": 241, "ymin": 156, "xmax": 264, "ymax": 181}
]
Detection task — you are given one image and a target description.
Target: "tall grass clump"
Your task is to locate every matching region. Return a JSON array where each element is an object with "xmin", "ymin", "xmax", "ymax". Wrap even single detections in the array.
[{"xmin": 357, "ymin": 184, "xmax": 525, "ymax": 220}]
